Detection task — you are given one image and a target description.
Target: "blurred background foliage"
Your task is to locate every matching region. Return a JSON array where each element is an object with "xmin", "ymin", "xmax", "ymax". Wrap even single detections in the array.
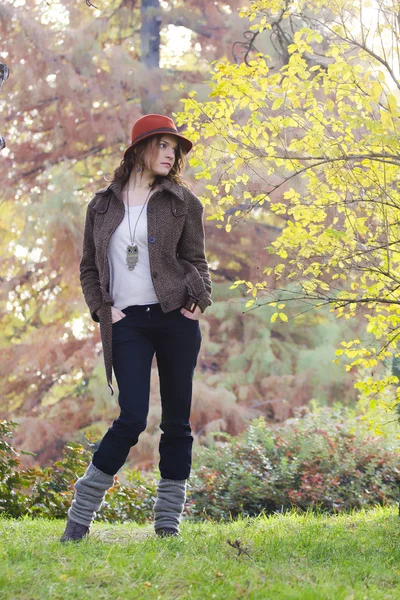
[{"xmin": 0, "ymin": 0, "xmax": 394, "ymax": 474}]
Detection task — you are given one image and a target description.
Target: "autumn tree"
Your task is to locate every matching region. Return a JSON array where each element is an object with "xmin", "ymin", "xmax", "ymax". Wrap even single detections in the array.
[{"xmin": 177, "ymin": 0, "xmax": 400, "ymax": 428}]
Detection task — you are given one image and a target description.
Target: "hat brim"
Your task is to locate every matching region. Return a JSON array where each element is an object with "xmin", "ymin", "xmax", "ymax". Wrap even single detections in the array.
[{"xmin": 124, "ymin": 129, "xmax": 193, "ymax": 160}]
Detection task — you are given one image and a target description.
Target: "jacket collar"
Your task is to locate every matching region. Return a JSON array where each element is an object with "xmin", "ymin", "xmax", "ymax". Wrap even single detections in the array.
[
  {"xmin": 155, "ymin": 177, "xmax": 186, "ymax": 202},
  {"xmin": 92, "ymin": 178, "xmax": 186, "ymax": 213},
  {"xmin": 102, "ymin": 177, "xmax": 185, "ymax": 202}
]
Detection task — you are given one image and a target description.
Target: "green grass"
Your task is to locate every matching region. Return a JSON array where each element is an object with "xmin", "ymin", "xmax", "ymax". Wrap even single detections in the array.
[{"xmin": 1, "ymin": 507, "xmax": 400, "ymax": 599}]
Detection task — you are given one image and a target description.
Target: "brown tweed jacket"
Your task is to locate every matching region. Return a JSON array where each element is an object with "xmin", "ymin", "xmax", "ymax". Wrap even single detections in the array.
[{"xmin": 79, "ymin": 177, "xmax": 212, "ymax": 396}]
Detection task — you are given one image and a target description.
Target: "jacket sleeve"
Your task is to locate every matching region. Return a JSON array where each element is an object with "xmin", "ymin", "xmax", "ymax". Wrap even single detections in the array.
[
  {"xmin": 178, "ymin": 193, "xmax": 212, "ymax": 313},
  {"xmin": 79, "ymin": 203, "xmax": 104, "ymax": 323}
]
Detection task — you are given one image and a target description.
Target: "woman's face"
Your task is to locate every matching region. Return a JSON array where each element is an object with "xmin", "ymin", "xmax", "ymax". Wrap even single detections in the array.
[{"xmin": 146, "ymin": 134, "xmax": 179, "ymax": 175}]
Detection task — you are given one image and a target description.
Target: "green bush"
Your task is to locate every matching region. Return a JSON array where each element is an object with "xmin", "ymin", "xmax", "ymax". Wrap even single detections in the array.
[
  {"xmin": 2, "ymin": 407, "xmax": 400, "ymax": 523},
  {"xmin": 187, "ymin": 406, "xmax": 400, "ymax": 520},
  {"xmin": 0, "ymin": 419, "xmax": 38, "ymax": 517},
  {"xmin": 98, "ymin": 468, "xmax": 157, "ymax": 524},
  {"xmin": 0, "ymin": 420, "xmax": 156, "ymax": 523}
]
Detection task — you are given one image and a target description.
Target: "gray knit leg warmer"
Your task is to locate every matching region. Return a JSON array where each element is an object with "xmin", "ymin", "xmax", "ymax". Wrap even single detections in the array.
[
  {"xmin": 68, "ymin": 462, "xmax": 114, "ymax": 527},
  {"xmin": 153, "ymin": 478, "xmax": 187, "ymax": 534}
]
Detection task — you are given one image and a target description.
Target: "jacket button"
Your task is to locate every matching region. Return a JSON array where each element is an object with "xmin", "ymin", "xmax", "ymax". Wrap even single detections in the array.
[
  {"xmin": 153, "ymin": 271, "xmax": 158, "ymax": 278},
  {"xmin": 148, "ymin": 206, "xmax": 153, "ymax": 213},
  {"xmin": 148, "ymin": 236, "xmax": 156, "ymax": 243}
]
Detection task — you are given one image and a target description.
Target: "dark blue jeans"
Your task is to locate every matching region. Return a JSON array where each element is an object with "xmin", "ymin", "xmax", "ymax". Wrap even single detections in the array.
[{"xmin": 92, "ymin": 302, "xmax": 202, "ymax": 480}]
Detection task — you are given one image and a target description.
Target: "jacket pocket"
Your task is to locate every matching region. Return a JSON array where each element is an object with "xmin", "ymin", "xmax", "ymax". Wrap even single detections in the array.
[{"xmin": 171, "ymin": 200, "xmax": 188, "ymax": 217}]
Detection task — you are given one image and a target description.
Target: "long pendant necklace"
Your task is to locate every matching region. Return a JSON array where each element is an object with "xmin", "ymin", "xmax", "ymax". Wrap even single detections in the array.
[{"xmin": 126, "ymin": 185, "xmax": 153, "ymax": 271}]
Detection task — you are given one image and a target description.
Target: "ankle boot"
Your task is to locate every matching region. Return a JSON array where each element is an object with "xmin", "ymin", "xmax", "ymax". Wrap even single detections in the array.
[
  {"xmin": 156, "ymin": 527, "xmax": 180, "ymax": 538},
  {"xmin": 60, "ymin": 519, "xmax": 90, "ymax": 542},
  {"xmin": 153, "ymin": 478, "xmax": 187, "ymax": 536},
  {"xmin": 60, "ymin": 462, "xmax": 114, "ymax": 541}
]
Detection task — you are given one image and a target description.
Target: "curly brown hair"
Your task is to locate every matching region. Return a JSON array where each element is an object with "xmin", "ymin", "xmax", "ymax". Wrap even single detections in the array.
[{"xmin": 109, "ymin": 134, "xmax": 194, "ymax": 191}]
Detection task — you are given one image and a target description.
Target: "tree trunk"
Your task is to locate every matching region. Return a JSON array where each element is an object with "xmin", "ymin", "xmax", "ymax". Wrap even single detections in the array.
[
  {"xmin": 140, "ymin": 0, "xmax": 162, "ymax": 113},
  {"xmin": 141, "ymin": 0, "xmax": 161, "ymax": 69}
]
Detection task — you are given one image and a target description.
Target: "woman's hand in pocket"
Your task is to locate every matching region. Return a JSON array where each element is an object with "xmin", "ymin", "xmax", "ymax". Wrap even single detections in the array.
[
  {"xmin": 111, "ymin": 306, "xmax": 126, "ymax": 324},
  {"xmin": 180, "ymin": 305, "xmax": 202, "ymax": 320}
]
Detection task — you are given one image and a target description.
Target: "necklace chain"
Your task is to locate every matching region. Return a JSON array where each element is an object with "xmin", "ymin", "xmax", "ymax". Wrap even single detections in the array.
[
  {"xmin": 125, "ymin": 185, "xmax": 154, "ymax": 271},
  {"xmin": 127, "ymin": 186, "xmax": 152, "ymax": 245}
]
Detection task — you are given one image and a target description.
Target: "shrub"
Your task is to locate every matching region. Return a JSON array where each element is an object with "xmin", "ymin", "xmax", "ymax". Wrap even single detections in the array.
[
  {"xmin": 2, "ymin": 407, "xmax": 400, "ymax": 523},
  {"xmin": 187, "ymin": 406, "xmax": 400, "ymax": 520},
  {"xmin": 0, "ymin": 420, "xmax": 156, "ymax": 522},
  {"xmin": 0, "ymin": 419, "xmax": 38, "ymax": 517},
  {"xmin": 98, "ymin": 468, "xmax": 157, "ymax": 524}
]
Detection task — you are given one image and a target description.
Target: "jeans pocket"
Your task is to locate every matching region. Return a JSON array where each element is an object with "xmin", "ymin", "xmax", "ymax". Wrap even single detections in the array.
[
  {"xmin": 112, "ymin": 314, "xmax": 127, "ymax": 325},
  {"xmin": 178, "ymin": 309, "xmax": 199, "ymax": 323}
]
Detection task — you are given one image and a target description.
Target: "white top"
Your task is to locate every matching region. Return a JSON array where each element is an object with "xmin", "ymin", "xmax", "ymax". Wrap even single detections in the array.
[{"xmin": 107, "ymin": 202, "xmax": 159, "ymax": 309}]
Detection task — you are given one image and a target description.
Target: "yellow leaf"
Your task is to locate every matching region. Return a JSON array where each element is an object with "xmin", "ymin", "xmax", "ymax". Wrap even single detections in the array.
[
  {"xmin": 235, "ymin": 157, "xmax": 244, "ymax": 169},
  {"xmin": 279, "ymin": 313, "xmax": 288, "ymax": 322},
  {"xmin": 371, "ymin": 81, "xmax": 382, "ymax": 102},
  {"xmin": 271, "ymin": 312, "xmax": 278, "ymax": 323},
  {"xmin": 272, "ymin": 98, "xmax": 283, "ymax": 110},
  {"xmin": 387, "ymin": 93, "xmax": 397, "ymax": 113},
  {"xmin": 381, "ymin": 110, "xmax": 393, "ymax": 128}
]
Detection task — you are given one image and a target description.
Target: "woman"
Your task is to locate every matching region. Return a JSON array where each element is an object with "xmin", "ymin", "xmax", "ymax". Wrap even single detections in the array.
[{"xmin": 60, "ymin": 114, "xmax": 212, "ymax": 542}]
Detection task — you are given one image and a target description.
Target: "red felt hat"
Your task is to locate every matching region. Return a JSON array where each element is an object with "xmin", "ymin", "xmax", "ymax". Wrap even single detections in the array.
[{"xmin": 124, "ymin": 114, "xmax": 193, "ymax": 159}]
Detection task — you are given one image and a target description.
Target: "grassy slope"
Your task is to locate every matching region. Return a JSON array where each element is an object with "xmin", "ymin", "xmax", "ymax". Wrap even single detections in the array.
[{"xmin": 1, "ymin": 506, "xmax": 400, "ymax": 599}]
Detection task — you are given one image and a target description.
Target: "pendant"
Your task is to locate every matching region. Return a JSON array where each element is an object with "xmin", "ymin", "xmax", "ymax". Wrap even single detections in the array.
[{"xmin": 126, "ymin": 244, "xmax": 139, "ymax": 270}]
